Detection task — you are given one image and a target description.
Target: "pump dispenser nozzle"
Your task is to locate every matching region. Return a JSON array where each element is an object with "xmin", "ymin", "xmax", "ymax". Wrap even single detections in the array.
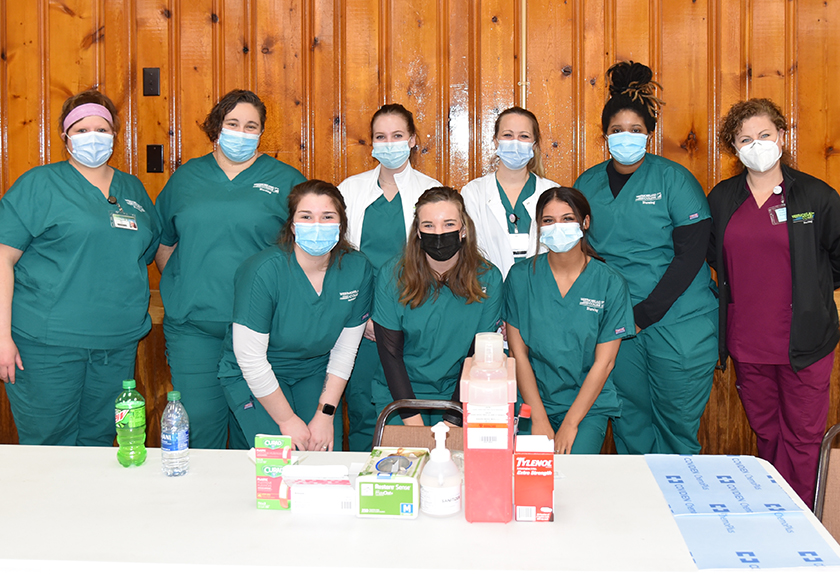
[{"xmin": 430, "ymin": 421, "xmax": 451, "ymax": 462}]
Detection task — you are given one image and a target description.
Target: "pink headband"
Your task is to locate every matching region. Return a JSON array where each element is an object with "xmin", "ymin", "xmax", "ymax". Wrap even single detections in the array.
[{"xmin": 63, "ymin": 103, "xmax": 114, "ymax": 132}]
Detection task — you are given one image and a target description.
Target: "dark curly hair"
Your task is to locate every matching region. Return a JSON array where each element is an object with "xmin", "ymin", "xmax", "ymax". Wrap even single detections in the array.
[
  {"xmin": 601, "ymin": 61, "xmax": 663, "ymax": 134},
  {"xmin": 718, "ymin": 98, "xmax": 787, "ymax": 157},
  {"xmin": 201, "ymin": 89, "xmax": 266, "ymax": 143}
]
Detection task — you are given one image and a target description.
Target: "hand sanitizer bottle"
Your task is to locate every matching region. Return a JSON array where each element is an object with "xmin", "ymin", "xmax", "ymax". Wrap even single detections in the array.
[{"xmin": 420, "ymin": 422, "xmax": 462, "ymax": 517}]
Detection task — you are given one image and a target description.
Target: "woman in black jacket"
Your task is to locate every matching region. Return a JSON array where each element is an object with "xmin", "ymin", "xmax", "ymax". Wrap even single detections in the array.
[{"xmin": 707, "ymin": 98, "xmax": 840, "ymax": 508}]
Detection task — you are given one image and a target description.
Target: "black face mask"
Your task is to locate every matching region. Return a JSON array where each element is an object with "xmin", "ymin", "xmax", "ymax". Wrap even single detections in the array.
[{"xmin": 419, "ymin": 230, "xmax": 463, "ymax": 262}]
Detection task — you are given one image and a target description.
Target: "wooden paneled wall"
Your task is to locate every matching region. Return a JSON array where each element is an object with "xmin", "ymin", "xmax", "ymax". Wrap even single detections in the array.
[{"xmin": 2, "ymin": 1, "xmax": 840, "ymax": 452}]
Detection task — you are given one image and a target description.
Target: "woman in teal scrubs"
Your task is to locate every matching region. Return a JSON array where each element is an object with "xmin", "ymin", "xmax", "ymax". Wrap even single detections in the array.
[
  {"xmin": 155, "ymin": 90, "xmax": 306, "ymax": 449},
  {"xmin": 338, "ymin": 104, "xmax": 442, "ymax": 450},
  {"xmin": 0, "ymin": 90, "xmax": 161, "ymax": 445},
  {"xmin": 218, "ymin": 180, "xmax": 373, "ymax": 451},
  {"xmin": 505, "ymin": 187, "xmax": 634, "ymax": 454},
  {"xmin": 372, "ymin": 187, "xmax": 503, "ymax": 425},
  {"xmin": 573, "ymin": 62, "xmax": 718, "ymax": 455}
]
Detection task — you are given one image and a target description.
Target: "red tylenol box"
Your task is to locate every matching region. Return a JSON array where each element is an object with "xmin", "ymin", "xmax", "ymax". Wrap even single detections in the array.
[{"xmin": 514, "ymin": 435, "xmax": 554, "ymax": 522}]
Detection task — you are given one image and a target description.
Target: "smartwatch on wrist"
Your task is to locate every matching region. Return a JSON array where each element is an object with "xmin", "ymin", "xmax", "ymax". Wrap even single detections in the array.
[{"xmin": 318, "ymin": 402, "xmax": 336, "ymax": 417}]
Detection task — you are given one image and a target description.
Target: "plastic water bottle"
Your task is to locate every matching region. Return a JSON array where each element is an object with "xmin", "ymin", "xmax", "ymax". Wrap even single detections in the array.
[
  {"xmin": 115, "ymin": 379, "xmax": 146, "ymax": 467},
  {"xmin": 161, "ymin": 390, "xmax": 190, "ymax": 477}
]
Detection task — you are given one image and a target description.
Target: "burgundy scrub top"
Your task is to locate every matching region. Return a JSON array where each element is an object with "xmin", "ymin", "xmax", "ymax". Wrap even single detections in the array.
[{"xmin": 722, "ymin": 185, "xmax": 791, "ymax": 364}]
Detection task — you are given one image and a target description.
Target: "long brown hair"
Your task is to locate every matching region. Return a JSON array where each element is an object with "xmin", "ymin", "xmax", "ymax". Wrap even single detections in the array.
[
  {"xmin": 533, "ymin": 187, "xmax": 604, "ymax": 271},
  {"xmin": 279, "ymin": 180, "xmax": 354, "ymax": 267},
  {"xmin": 397, "ymin": 187, "xmax": 490, "ymax": 309}
]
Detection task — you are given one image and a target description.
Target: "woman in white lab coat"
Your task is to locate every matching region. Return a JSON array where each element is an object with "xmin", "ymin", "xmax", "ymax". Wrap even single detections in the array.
[
  {"xmin": 462, "ymin": 107, "xmax": 559, "ymax": 278},
  {"xmin": 337, "ymin": 103, "xmax": 441, "ymax": 451}
]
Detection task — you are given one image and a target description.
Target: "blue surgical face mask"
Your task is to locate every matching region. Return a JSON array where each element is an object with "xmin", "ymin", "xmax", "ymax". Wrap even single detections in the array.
[
  {"xmin": 372, "ymin": 141, "xmax": 411, "ymax": 170},
  {"xmin": 495, "ymin": 139, "xmax": 534, "ymax": 171},
  {"xmin": 67, "ymin": 132, "xmax": 114, "ymax": 168},
  {"xmin": 218, "ymin": 128, "xmax": 260, "ymax": 163},
  {"xmin": 294, "ymin": 222, "xmax": 340, "ymax": 257},
  {"xmin": 540, "ymin": 222, "xmax": 584, "ymax": 253},
  {"xmin": 607, "ymin": 132, "xmax": 648, "ymax": 166}
]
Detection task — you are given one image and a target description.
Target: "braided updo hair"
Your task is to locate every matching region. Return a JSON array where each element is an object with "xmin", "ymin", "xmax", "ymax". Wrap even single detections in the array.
[{"xmin": 600, "ymin": 61, "xmax": 664, "ymax": 134}]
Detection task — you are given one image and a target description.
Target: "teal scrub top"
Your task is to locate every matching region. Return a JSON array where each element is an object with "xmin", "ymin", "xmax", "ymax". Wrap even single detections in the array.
[
  {"xmin": 504, "ymin": 255, "xmax": 634, "ymax": 418},
  {"xmin": 573, "ymin": 154, "xmax": 717, "ymax": 326},
  {"xmin": 217, "ymin": 246, "xmax": 374, "ymax": 381},
  {"xmin": 373, "ymin": 257, "xmax": 504, "ymax": 395},
  {"xmin": 155, "ymin": 153, "xmax": 306, "ymax": 323},
  {"xmin": 359, "ymin": 192, "xmax": 405, "ymax": 275},
  {"xmin": 0, "ymin": 161, "xmax": 161, "ymax": 347},
  {"xmin": 497, "ymin": 172, "xmax": 537, "ymax": 235}
]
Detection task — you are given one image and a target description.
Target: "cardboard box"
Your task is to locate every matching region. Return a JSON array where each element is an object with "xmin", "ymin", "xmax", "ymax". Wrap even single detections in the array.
[
  {"xmin": 514, "ymin": 435, "xmax": 554, "ymax": 522},
  {"xmin": 255, "ymin": 435, "xmax": 292, "ymax": 510},
  {"xmin": 282, "ymin": 465, "xmax": 355, "ymax": 515},
  {"xmin": 356, "ymin": 447, "xmax": 429, "ymax": 519}
]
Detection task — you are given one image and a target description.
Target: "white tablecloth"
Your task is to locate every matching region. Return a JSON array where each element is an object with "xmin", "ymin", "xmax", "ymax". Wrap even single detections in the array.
[{"xmin": 0, "ymin": 445, "xmax": 838, "ymax": 573}]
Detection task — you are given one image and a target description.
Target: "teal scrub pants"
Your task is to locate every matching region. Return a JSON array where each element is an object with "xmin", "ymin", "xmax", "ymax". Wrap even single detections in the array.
[
  {"xmin": 6, "ymin": 335, "xmax": 138, "ymax": 446},
  {"xmin": 610, "ymin": 309, "xmax": 718, "ymax": 455},
  {"xmin": 345, "ymin": 337, "xmax": 380, "ymax": 451},
  {"xmin": 163, "ymin": 319, "xmax": 248, "ymax": 450},
  {"xmin": 221, "ymin": 369, "xmax": 343, "ymax": 450},
  {"xmin": 515, "ymin": 406, "xmax": 609, "ymax": 454},
  {"xmin": 546, "ymin": 413, "xmax": 609, "ymax": 454}
]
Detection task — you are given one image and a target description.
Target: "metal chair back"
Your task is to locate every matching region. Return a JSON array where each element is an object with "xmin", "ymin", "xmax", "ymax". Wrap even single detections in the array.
[
  {"xmin": 372, "ymin": 399, "xmax": 463, "ymax": 451},
  {"xmin": 814, "ymin": 423, "xmax": 840, "ymax": 541}
]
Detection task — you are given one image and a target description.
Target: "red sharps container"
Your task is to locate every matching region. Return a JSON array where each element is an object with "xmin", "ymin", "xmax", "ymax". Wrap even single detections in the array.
[{"xmin": 460, "ymin": 332, "xmax": 517, "ymax": 523}]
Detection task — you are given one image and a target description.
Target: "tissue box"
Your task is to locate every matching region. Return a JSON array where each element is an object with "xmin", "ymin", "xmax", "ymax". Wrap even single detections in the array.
[
  {"xmin": 514, "ymin": 435, "xmax": 554, "ymax": 522},
  {"xmin": 356, "ymin": 447, "xmax": 429, "ymax": 519},
  {"xmin": 255, "ymin": 435, "xmax": 292, "ymax": 510}
]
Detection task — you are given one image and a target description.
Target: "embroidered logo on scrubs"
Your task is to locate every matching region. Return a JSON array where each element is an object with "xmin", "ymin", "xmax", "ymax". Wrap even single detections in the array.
[
  {"xmin": 615, "ymin": 327, "xmax": 626, "ymax": 335},
  {"xmin": 340, "ymin": 290, "xmax": 359, "ymax": 302},
  {"xmin": 124, "ymin": 199, "xmax": 146, "ymax": 212},
  {"xmin": 791, "ymin": 211, "xmax": 814, "ymax": 224},
  {"xmin": 253, "ymin": 183, "xmax": 280, "ymax": 194},
  {"xmin": 579, "ymin": 298, "xmax": 604, "ymax": 312},
  {"xmin": 360, "ymin": 312, "xmax": 370, "ymax": 322},
  {"xmin": 635, "ymin": 192, "xmax": 662, "ymax": 205},
  {"xmin": 689, "ymin": 213, "xmax": 699, "ymax": 220}
]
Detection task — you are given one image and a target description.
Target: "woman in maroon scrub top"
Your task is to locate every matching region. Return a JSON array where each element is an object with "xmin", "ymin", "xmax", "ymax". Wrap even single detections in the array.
[{"xmin": 707, "ymin": 98, "xmax": 840, "ymax": 508}]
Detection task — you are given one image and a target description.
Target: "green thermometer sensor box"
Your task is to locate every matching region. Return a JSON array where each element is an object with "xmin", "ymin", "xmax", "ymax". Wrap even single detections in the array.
[{"xmin": 356, "ymin": 447, "xmax": 430, "ymax": 519}]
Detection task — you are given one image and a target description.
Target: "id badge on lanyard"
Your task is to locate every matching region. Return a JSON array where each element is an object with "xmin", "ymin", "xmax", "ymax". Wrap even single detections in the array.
[
  {"xmin": 108, "ymin": 196, "xmax": 138, "ymax": 230},
  {"xmin": 768, "ymin": 186, "xmax": 786, "ymax": 226},
  {"xmin": 509, "ymin": 232, "xmax": 530, "ymax": 259}
]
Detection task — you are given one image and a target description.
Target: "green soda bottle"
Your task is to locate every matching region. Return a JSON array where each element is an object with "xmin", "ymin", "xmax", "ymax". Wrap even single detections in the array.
[{"xmin": 115, "ymin": 379, "xmax": 147, "ymax": 467}]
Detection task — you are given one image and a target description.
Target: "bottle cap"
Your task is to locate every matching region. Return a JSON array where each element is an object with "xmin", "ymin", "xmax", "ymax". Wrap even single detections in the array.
[
  {"xmin": 519, "ymin": 404, "xmax": 531, "ymax": 418},
  {"xmin": 167, "ymin": 391, "xmax": 181, "ymax": 401},
  {"xmin": 122, "ymin": 379, "xmax": 136, "ymax": 389}
]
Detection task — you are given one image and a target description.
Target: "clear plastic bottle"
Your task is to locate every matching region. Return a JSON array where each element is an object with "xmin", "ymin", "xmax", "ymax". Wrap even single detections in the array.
[
  {"xmin": 420, "ymin": 422, "xmax": 462, "ymax": 517},
  {"xmin": 161, "ymin": 390, "xmax": 190, "ymax": 477},
  {"xmin": 115, "ymin": 379, "xmax": 146, "ymax": 467}
]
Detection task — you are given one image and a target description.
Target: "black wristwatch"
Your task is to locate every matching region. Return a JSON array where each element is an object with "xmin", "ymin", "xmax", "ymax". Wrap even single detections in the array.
[{"xmin": 318, "ymin": 402, "xmax": 336, "ymax": 417}]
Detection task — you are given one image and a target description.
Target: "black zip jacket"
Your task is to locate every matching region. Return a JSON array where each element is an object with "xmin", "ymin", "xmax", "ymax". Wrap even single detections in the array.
[{"xmin": 706, "ymin": 165, "xmax": 840, "ymax": 372}]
